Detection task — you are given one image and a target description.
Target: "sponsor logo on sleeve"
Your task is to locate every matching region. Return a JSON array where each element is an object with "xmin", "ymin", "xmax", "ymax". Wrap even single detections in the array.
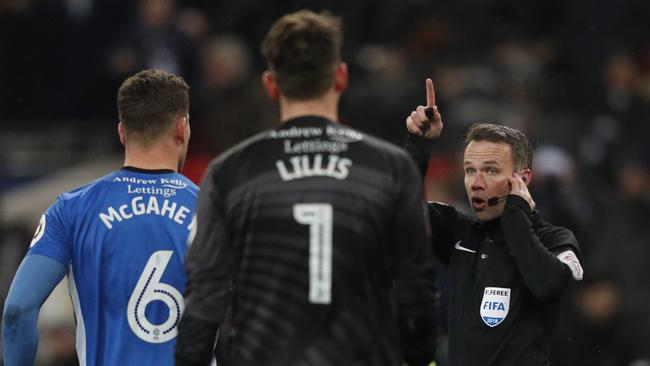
[{"xmin": 480, "ymin": 287, "xmax": 510, "ymax": 327}]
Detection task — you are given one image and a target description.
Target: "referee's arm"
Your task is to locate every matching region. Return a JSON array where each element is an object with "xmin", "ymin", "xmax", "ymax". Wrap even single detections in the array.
[
  {"xmin": 501, "ymin": 195, "xmax": 582, "ymax": 301},
  {"xmin": 176, "ymin": 164, "xmax": 235, "ymax": 366}
]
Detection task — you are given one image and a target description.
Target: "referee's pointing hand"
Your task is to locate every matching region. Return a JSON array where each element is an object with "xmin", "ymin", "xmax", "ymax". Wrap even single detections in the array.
[{"xmin": 406, "ymin": 78, "xmax": 443, "ymax": 139}]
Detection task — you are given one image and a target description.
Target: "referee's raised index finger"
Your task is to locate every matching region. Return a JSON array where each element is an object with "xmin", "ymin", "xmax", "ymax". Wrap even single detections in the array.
[{"xmin": 426, "ymin": 78, "xmax": 436, "ymax": 106}]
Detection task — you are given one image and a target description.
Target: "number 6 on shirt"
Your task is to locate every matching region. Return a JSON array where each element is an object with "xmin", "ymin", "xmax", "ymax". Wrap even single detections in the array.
[
  {"xmin": 293, "ymin": 203, "xmax": 333, "ymax": 304},
  {"xmin": 127, "ymin": 250, "xmax": 185, "ymax": 343}
]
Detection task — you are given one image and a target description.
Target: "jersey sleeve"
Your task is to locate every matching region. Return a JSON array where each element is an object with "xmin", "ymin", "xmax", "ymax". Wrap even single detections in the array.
[
  {"xmin": 26, "ymin": 197, "xmax": 72, "ymax": 266},
  {"xmin": 501, "ymin": 195, "xmax": 581, "ymax": 301},
  {"xmin": 404, "ymin": 134, "xmax": 464, "ymax": 265},
  {"xmin": 2, "ymin": 255, "xmax": 67, "ymax": 365},
  {"xmin": 390, "ymin": 154, "xmax": 439, "ymax": 366},
  {"xmin": 176, "ymin": 162, "xmax": 234, "ymax": 365},
  {"xmin": 404, "ymin": 134, "xmax": 436, "ymax": 179}
]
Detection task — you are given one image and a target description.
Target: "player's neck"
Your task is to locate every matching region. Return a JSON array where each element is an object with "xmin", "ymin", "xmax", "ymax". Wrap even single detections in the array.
[
  {"xmin": 279, "ymin": 91, "xmax": 339, "ymax": 123},
  {"xmin": 123, "ymin": 142, "xmax": 179, "ymax": 172}
]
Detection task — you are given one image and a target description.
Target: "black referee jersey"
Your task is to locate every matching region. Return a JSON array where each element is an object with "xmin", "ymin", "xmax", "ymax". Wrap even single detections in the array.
[
  {"xmin": 176, "ymin": 116, "xmax": 439, "ymax": 366},
  {"xmin": 428, "ymin": 198, "xmax": 580, "ymax": 365}
]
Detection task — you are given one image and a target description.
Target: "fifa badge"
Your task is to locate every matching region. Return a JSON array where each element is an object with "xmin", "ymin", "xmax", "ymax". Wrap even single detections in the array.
[{"xmin": 480, "ymin": 287, "xmax": 510, "ymax": 327}]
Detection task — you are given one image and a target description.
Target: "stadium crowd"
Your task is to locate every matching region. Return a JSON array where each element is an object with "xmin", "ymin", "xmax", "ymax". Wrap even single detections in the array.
[{"xmin": 1, "ymin": 0, "xmax": 649, "ymax": 365}]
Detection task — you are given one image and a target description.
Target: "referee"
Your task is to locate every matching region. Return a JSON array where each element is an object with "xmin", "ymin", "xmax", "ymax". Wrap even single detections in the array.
[
  {"xmin": 404, "ymin": 79, "xmax": 583, "ymax": 365},
  {"xmin": 175, "ymin": 10, "xmax": 439, "ymax": 366}
]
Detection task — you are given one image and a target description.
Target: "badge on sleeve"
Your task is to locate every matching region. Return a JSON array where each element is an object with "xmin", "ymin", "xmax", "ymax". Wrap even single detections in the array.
[
  {"xmin": 480, "ymin": 287, "xmax": 510, "ymax": 327},
  {"xmin": 30, "ymin": 214, "xmax": 47, "ymax": 247},
  {"xmin": 556, "ymin": 250, "xmax": 583, "ymax": 281}
]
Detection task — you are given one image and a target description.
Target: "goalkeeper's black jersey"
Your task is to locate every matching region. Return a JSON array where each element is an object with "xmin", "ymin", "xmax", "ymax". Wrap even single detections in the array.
[{"xmin": 176, "ymin": 116, "xmax": 439, "ymax": 366}]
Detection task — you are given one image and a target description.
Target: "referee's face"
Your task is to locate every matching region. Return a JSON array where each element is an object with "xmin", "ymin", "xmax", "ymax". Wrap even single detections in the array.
[{"xmin": 463, "ymin": 140, "xmax": 515, "ymax": 221}]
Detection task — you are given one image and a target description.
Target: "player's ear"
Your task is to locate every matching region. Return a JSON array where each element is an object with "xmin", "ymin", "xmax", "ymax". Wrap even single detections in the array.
[
  {"xmin": 262, "ymin": 71, "xmax": 280, "ymax": 101},
  {"xmin": 174, "ymin": 116, "xmax": 188, "ymax": 145},
  {"xmin": 118, "ymin": 122, "xmax": 126, "ymax": 146},
  {"xmin": 334, "ymin": 62, "xmax": 348, "ymax": 93}
]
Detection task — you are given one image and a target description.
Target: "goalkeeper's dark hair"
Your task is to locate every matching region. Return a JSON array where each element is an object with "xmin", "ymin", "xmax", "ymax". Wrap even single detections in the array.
[{"xmin": 261, "ymin": 10, "xmax": 342, "ymax": 100}]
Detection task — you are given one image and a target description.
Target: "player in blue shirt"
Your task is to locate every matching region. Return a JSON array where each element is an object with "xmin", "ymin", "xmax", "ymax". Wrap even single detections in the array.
[{"xmin": 2, "ymin": 69, "xmax": 198, "ymax": 366}]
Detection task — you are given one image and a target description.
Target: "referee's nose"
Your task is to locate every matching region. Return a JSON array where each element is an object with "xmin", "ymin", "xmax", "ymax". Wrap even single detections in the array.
[{"xmin": 471, "ymin": 171, "xmax": 486, "ymax": 191}]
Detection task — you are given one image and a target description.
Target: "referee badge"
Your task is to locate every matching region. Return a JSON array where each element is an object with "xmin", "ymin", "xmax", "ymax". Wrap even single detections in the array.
[{"xmin": 480, "ymin": 287, "xmax": 510, "ymax": 327}]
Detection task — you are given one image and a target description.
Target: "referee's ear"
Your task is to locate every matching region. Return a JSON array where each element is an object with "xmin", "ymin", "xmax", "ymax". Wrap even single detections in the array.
[
  {"xmin": 521, "ymin": 168, "xmax": 532, "ymax": 186},
  {"xmin": 262, "ymin": 71, "xmax": 280, "ymax": 101}
]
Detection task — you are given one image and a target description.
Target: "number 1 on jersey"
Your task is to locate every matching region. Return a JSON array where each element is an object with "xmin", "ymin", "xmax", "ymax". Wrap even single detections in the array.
[{"xmin": 293, "ymin": 204, "xmax": 333, "ymax": 304}]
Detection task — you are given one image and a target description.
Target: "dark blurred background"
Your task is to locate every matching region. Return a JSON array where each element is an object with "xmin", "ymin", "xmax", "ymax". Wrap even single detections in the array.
[{"xmin": 1, "ymin": 0, "xmax": 649, "ymax": 365}]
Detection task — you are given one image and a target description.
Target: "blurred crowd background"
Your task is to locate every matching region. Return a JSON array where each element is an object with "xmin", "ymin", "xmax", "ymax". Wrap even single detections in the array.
[{"xmin": 1, "ymin": 0, "xmax": 649, "ymax": 365}]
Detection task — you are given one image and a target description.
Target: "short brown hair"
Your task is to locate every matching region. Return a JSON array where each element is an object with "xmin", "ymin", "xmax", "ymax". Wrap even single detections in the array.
[
  {"xmin": 117, "ymin": 69, "xmax": 189, "ymax": 145},
  {"xmin": 465, "ymin": 123, "xmax": 533, "ymax": 171},
  {"xmin": 261, "ymin": 10, "xmax": 342, "ymax": 100}
]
